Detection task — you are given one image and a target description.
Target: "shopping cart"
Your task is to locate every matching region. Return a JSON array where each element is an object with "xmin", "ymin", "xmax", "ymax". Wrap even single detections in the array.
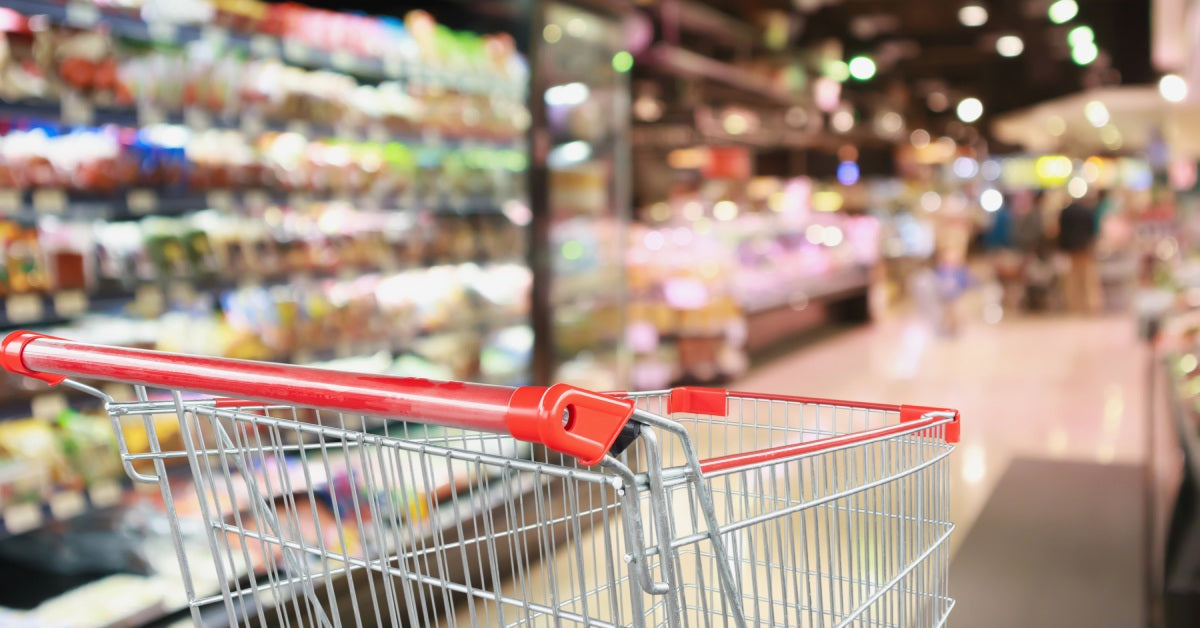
[{"xmin": 0, "ymin": 331, "xmax": 960, "ymax": 627}]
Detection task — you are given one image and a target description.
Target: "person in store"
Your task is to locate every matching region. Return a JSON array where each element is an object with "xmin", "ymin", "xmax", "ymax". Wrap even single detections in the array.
[
  {"xmin": 1057, "ymin": 189, "xmax": 1102, "ymax": 314},
  {"xmin": 1007, "ymin": 189, "xmax": 1048, "ymax": 311}
]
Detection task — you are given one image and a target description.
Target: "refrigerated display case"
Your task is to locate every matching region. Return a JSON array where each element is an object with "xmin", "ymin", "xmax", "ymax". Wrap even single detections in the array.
[{"xmin": 530, "ymin": 1, "xmax": 631, "ymax": 390}]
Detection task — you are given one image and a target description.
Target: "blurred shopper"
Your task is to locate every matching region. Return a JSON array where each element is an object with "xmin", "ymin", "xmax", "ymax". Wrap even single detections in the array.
[
  {"xmin": 1010, "ymin": 189, "xmax": 1050, "ymax": 311},
  {"xmin": 1058, "ymin": 191, "xmax": 1101, "ymax": 313}
]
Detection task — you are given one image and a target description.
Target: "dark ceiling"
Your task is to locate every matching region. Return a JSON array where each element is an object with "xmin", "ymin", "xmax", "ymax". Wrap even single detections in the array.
[{"xmin": 292, "ymin": 0, "xmax": 1153, "ymax": 147}]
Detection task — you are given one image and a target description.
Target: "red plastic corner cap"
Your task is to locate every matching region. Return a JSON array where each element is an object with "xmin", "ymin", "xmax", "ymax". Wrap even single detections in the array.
[
  {"xmin": 505, "ymin": 384, "xmax": 635, "ymax": 466},
  {"xmin": 0, "ymin": 331, "xmax": 66, "ymax": 385},
  {"xmin": 667, "ymin": 387, "xmax": 728, "ymax": 416},
  {"xmin": 899, "ymin": 404, "xmax": 960, "ymax": 443}
]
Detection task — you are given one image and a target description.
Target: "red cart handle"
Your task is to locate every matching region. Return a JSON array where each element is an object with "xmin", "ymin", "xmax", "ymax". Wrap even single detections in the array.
[{"xmin": 0, "ymin": 331, "xmax": 634, "ymax": 466}]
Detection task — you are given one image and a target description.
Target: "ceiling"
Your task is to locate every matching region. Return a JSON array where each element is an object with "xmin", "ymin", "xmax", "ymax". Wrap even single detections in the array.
[
  {"xmin": 292, "ymin": 0, "xmax": 1155, "ymax": 150},
  {"xmin": 636, "ymin": 0, "xmax": 1153, "ymax": 149}
]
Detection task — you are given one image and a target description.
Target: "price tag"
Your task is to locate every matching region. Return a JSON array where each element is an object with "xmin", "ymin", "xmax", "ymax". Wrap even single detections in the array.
[
  {"xmin": 53, "ymin": 290, "xmax": 88, "ymax": 317},
  {"xmin": 206, "ymin": 190, "xmax": 234, "ymax": 211},
  {"xmin": 127, "ymin": 189, "xmax": 158, "ymax": 214},
  {"xmin": 32, "ymin": 393, "xmax": 67, "ymax": 420},
  {"xmin": 4, "ymin": 502, "xmax": 42, "ymax": 535},
  {"xmin": 134, "ymin": 285, "xmax": 165, "ymax": 318},
  {"xmin": 286, "ymin": 120, "xmax": 312, "ymax": 136},
  {"xmin": 244, "ymin": 189, "xmax": 270, "ymax": 209},
  {"xmin": 201, "ymin": 26, "xmax": 229, "ymax": 49},
  {"xmin": 137, "ymin": 101, "xmax": 165, "ymax": 126},
  {"xmin": 32, "ymin": 189, "xmax": 66, "ymax": 213},
  {"xmin": 49, "ymin": 491, "xmax": 86, "ymax": 520},
  {"xmin": 6, "ymin": 294, "xmax": 44, "ymax": 323},
  {"xmin": 89, "ymin": 480, "xmax": 122, "ymax": 508},
  {"xmin": 240, "ymin": 111, "xmax": 265, "ymax": 137},
  {"xmin": 184, "ymin": 108, "xmax": 211, "ymax": 131},
  {"xmin": 283, "ymin": 39, "xmax": 312, "ymax": 64},
  {"xmin": 147, "ymin": 20, "xmax": 178, "ymax": 43},
  {"xmin": 250, "ymin": 35, "xmax": 279, "ymax": 58},
  {"xmin": 0, "ymin": 189, "xmax": 21, "ymax": 214},
  {"xmin": 61, "ymin": 91, "xmax": 94, "ymax": 126},
  {"xmin": 331, "ymin": 50, "xmax": 356, "ymax": 72},
  {"xmin": 65, "ymin": 1, "xmax": 100, "ymax": 27},
  {"xmin": 368, "ymin": 122, "xmax": 389, "ymax": 144}
]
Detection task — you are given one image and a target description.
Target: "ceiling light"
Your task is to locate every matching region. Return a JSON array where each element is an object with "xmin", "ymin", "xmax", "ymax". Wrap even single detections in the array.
[
  {"xmin": 611, "ymin": 51, "xmax": 633, "ymax": 72},
  {"xmin": 953, "ymin": 156, "xmax": 979, "ymax": 179},
  {"xmin": 848, "ymin": 56, "xmax": 876, "ymax": 81},
  {"xmin": 544, "ymin": 82, "xmax": 590, "ymax": 107},
  {"xmin": 1084, "ymin": 100, "xmax": 1109, "ymax": 127},
  {"xmin": 1048, "ymin": 0, "xmax": 1078, "ymax": 24},
  {"xmin": 1071, "ymin": 41, "xmax": 1098, "ymax": 65},
  {"xmin": 958, "ymin": 4, "xmax": 988, "ymax": 27},
  {"xmin": 1160, "ymin": 74, "xmax": 1188, "ymax": 103},
  {"xmin": 722, "ymin": 112, "xmax": 749, "ymax": 135},
  {"xmin": 996, "ymin": 35, "xmax": 1024, "ymax": 57},
  {"xmin": 956, "ymin": 97, "xmax": 983, "ymax": 123},
  {"xmin": 980, "ymin": 188, "xmax": 1003, "ymax": 212},
  {"xmin": 910, "ymin": 128, "xmax": 931, "ymax": 147},
  {"xmin": 837, "ymin": 161, "xmax": 860, "ymax": 185},
  {"xmin": 633, "ymin": 95, "xmax": 663, "ymax": 121},
  {"xmin": 927, "ymin": 91, "xmax": 949, "ymax": 112},
  {"xmin": 877, "ymin": 111, "xmax": 904, "ymax": 134},
  {"xmin": 831, "ymin": 110, "xmax": 855, "ymax": 133},
  {"xmin": 1067, "ymin": 177, "xmax": 1088, "ymax": 199},
  {"xmin": 785, "ymin": 106, "xmax": 809, "ymax": 127},
  {"xmin": 1068, "ymin": 25, "xmax": 1094, "ymax": 47}
]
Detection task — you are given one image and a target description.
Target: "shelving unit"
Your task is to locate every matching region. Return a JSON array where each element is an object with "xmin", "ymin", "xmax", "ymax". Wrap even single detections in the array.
[{"xmin": 0, "ymin": 2, "xmax": 538, "ymax": 623}]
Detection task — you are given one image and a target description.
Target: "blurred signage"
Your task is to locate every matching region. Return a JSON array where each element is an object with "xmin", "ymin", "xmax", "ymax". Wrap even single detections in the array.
[{"xmin": 703, "ymin": 146, "xmax": 752, "ymax": 180}]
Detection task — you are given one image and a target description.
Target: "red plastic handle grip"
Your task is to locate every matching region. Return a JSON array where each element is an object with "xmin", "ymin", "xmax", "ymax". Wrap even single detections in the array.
[{"xmin": 0, "ymin": 331, "xmax": 633, "ymax": 466}]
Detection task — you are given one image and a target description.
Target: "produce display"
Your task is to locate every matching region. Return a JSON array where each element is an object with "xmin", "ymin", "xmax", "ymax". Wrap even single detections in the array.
[{"xmin": 627, "ymin": 178, "xmax": 879, "ymax": 387}]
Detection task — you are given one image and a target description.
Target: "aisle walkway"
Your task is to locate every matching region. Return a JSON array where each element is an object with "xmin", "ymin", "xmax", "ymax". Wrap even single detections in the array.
[{"xmin": 737, "ymin": 311, "xmax": 1148, "ymax": 555}]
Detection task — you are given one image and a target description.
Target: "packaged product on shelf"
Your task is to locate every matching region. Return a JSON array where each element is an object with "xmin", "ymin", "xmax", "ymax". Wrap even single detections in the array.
[
  {"xmin": 38, "ymin": 218, "xmax": 93, "ymax": 292},
  {"xmin": 0, "ymin": 220, "xmax": 49, "ymax": 295}
]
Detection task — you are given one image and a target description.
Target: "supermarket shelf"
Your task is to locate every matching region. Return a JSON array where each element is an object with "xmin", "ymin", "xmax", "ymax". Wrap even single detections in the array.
[
  {"xmin": 0, "ymin": 480, "xmax": 124, "ymax": 540},
  {"xmin": 0, "ymin": 186, "xmax": 507, "ymax": 222},
  {"xmin": 740, "ymin": 269, "xmax": 872, "ymax": 355},
  {"xmin": 737, "ymin": 268, "xmax": 871, "ymax": 316},
  {"xmin": 2, "ymin": 0, "xmax": 522, "ymax": 96},
  {"xmin": 0, "ymin": 100, "xmax": 525, "ymax": 151}
]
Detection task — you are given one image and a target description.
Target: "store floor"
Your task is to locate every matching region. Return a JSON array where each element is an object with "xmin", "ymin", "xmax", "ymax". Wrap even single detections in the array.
[
  {"xmin": 736, "ymin": 308, "xmax": 1150, "ymax": 625},
  {"xmin": 444, "ymin": 307, "xmax": 1151, "ymax": 626}
]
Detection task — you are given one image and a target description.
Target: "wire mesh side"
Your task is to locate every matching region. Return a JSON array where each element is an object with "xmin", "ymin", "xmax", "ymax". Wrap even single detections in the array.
[
  {"xmin": 623, "ymin": 393, "xmax": 903, "ymax": 468},
  {"xmin": 106, "ymin": 394, "xmax": 645, "ymax": 627},
  {"xmin": 641, "ymin": 424, "xmax": 954, "ymax": 627}
]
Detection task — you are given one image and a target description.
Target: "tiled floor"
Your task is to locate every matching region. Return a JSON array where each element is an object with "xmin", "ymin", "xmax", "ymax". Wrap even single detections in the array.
[
  {"xmin": 447, "ymin": 307, "xmax": 1154, "ymax": 626},
  {"xmin": 736, "ymin": 308, "xmax": 1149, "ymax": 557}
]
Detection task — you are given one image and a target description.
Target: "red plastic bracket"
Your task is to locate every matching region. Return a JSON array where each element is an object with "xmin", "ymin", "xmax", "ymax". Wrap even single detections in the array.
[
  {"xmin": 0, "ymin": 331, "xmax": 66, "ymax": 385},
  {"xmin": 667, "ymin": 387, "xmax": 728, "ymax": 416},
  {"xmin": 505, "ymin": 384, "xmax": 635, "ymax": 466},
  {"xmin": 899, "ymin": 404, "xmax": 961, "ymax": 443}
]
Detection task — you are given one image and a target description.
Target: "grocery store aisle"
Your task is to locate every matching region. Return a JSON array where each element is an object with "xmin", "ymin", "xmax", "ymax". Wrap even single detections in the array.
[
  {"xmin": 737, "ymin": 310, "xmax": 1150, "ymax": 625},
  {"xmin": 736, "ymin": 311, "xmax": 1148, "ymax": 554}
]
